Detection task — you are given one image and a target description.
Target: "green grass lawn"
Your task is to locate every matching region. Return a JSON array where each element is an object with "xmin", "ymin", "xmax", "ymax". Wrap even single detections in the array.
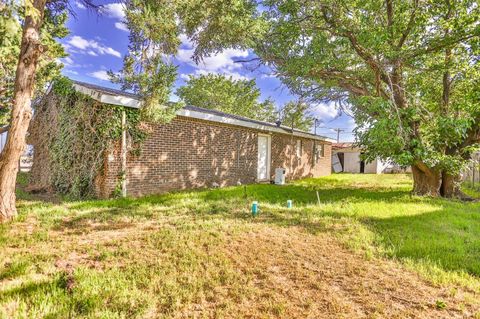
[{"xmin": 1, "ymin": 173, "xmax": 479, "ymax": 318}]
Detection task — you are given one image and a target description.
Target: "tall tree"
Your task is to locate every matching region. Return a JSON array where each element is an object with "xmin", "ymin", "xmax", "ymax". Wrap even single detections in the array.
[
  {"xmin": 253, "ymin": 0, "xmax": 480, "ymax": 197},
  {"xmin": 115, "ymin": 0, "xmax": 262, "ymax": 119},
  {"xmin": 0, "ymin": 1, "xmax": 67, "ymax": 127},
  {"xmin": 176, "ymin": 73, "xmax": 277, "ymax": 122},
  {"xmin": 0, "ymin": 0, "xmax": 262, "ymax": 221},
  {"xmin": 0, "ymin": 0, "xmax": 55, "ymax": 221},
  {"xmin": 278, "ymin": 100, "xmax": 315, "ymax": 131}
]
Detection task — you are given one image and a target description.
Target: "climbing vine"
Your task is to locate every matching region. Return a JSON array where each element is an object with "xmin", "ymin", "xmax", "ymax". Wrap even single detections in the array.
[{"xmin": 30, "ymin": 77, "xmax": 147, "ymax": 198}]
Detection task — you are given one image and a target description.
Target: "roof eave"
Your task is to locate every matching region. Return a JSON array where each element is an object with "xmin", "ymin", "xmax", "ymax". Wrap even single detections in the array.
[{"xmin": 72, "ymin": 81, "xmax": 330, "ymax": 143}]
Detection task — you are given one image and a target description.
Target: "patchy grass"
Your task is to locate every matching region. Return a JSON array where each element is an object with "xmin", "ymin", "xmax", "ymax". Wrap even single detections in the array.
[{"xmin": 1, "ymin": 173, "xmax": 479, "ymax": 318}]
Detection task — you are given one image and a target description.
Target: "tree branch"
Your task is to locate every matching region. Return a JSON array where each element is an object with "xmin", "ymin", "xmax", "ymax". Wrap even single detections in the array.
[
  {"xmin": 406, "ymin": 30, "xmax": 479, "ymax": 60},
  {"xmin": 396, "ymin": 0, "xmax": 419, "ymax": 49},
  {"xmin": 320, "ymin": 5, "xmax": 390, "ymax": 87}
]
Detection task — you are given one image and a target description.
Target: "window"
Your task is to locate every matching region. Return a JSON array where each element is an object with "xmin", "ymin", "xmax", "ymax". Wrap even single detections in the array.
[
  {"xmin": 319, "ymin": 143, "xmax": 325, "ymax": 158},
  {"xmin": 313, "ymin": 142, "xmax": 325, "ymax": 164},
  {"xmin": 296, "ymin": 140, "xmax": 302, "ymax": 157}
]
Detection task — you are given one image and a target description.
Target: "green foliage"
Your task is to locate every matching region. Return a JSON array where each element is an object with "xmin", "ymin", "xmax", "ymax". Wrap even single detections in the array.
[
  {"xmin": 112, "ymin": 55, "xmax": 183, "ymax": 124},
  {"xmin": 176, "ymin": 73, "xmax": 277, "ymax": 122},
  {"xmin": 116, "ymin": 0, "xmax": 265, "ymax": 125},
  {"xmin": 254, "ymin": 0, "xmax": 480, "ymax": 179},
  {"xmin": 0, "ymin": 1, "xmax": 68, "ymax": 126},
  {"xmin": 38, "ymin": 78, "xmax": 147, "ymax": 198},
  {"xmin": 278, "ymin": 100, "xmax": 315, "ymax": 131}
]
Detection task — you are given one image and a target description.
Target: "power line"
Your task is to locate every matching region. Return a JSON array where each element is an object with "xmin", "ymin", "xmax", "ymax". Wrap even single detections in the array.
[{"xmin": 332, "ymin": 128, "xmax": 345, "ymax": 142}]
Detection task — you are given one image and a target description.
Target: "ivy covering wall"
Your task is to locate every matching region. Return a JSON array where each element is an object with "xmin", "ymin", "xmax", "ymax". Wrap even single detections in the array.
[{"xmin": 29, "ymin": 78, "xmax": 146, "ymax": 198}]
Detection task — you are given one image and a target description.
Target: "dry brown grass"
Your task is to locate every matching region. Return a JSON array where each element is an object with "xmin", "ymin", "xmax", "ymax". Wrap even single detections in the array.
[
  {"xmin": 212, "ymin": 226, "xmax": 478, "ymax": 318},
  {"xmin": 1, "ymin": 174, "xmax": 480, "ymax": 318}
]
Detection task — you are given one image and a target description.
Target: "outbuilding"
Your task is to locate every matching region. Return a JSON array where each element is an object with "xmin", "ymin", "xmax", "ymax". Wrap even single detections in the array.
[
  {"xmin": 30, "ymin": 80, "xmax": 332, "ymax": 198},
  {"xmin": 331, "ymin": 142, "xmax": 410, "ymax": 174}
]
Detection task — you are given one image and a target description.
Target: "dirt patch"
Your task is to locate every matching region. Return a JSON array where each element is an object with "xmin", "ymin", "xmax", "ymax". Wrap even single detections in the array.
[{"xmin": 208, "ymin": 226, "xmax": 479, "ymax": 318}]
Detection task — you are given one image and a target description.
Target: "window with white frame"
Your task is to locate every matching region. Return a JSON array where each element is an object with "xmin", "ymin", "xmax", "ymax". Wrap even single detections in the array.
[{"xmin": 296, "ymin": 140, "xmax": 302, "ymax": 157}]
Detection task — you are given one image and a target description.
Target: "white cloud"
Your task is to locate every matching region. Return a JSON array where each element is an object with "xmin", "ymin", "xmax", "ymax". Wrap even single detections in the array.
[
  {"xmin": 59, "ymin": 56, "xmax": 74, "ymax": 67},
  {"xmin": 64, "ymin": 69, "xmax": 78, "ymax": 75},
  {"xmin": 177, "ymin": 48, "xmax": 248, "ymax": 72},
  {"xmin": 67, "ymin": 35, "xmax": 121, "ymax": 58},
  {"xmin": 261, "ymin": 73, "xmax": 277, "ymax": 79},
  {"xmin": 347, "ymin": 117, "xmax": 356, "ymax": 127},
  {"xmin": 312, "ymin": 102, "xmax": 340, "ymax": 120},
  {"xmin": 100, "ymin": 3, "xmax": 125, "ymax": 19},
  {"xmin": 68, "ymin": 36, "xmax": 90, "ymax": 49},
  {"xmin": 89, "ymin": 70, "xmax": 110, "ymax": 81},
  {"xmin": 115, "ymin": 21, "xmax": 129, "ymax": 32},
  {"xmin": 220, "ymin": 71, "xmax": 250, "ymax": 81},
  {"xmin": 176, "ymin": 48, "xmax": 251, "ymax": 80},
  {"xmin": 179, "ymin": 34, "xmax": 193, "ymax": 48},
  {"xmin": 180, "ymin": 73, "xmax": 191, "ymax": 81},
  {"xmin": 75, "ymin": 1, "xmax": 86, "ymax": 9}
]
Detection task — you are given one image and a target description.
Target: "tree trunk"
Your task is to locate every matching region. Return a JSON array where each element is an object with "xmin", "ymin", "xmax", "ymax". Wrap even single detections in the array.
[
  {"xmin": 440, "ymin": 171, "xmax": 471, "ymax": 199},
  {"xmin": 440, "ymin": 172, "xmax": 458, "ymax": 198},
  {"xmin": 411, "ymin": 163, "xmax": 441, "ymax": 197},
  {"xmin": 0, "ymin": 0, "xmax": 46, "ymax": 222}
]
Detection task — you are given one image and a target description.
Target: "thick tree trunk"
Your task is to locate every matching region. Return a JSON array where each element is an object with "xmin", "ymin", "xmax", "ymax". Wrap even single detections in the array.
[
  {"xmin": 0, "ymin": 0, "xmax": 46, "ymax": 222},
  {"xmin": 440, "ymin": 171, "xmax": 472, "ymax": 200},
  {"xmin": 440, "ymin": 172, "xmax": 459, "ymax": 198},
  {"xmin": 411, "ymin": 163, "xmax": 441, "ymax": 197}
]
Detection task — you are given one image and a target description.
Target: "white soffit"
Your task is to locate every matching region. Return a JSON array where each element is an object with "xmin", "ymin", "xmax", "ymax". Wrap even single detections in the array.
[
  {"xmin": 73, "ymin": 82, "xmax": 328, "ymax": 142},
  {"xmin": 73, "ymin": 83, "xmax": 142, "ymax": 108}
]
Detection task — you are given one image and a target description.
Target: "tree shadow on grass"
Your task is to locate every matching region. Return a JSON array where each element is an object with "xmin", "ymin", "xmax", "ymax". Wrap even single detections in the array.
[
  {"xmin": 53, "ymin": 184, "xmax": 410, "ymax": 232},
  {"xmin": 66, "ymin": 183, "xmax": 411, "ymax": 212},
  {"xmin": 23, "ymin": 179, "xmax": 480, "ymax": 279},
  {"xmin": 0, "ymin": 279, "xmax": 60, "ymax": 299}
]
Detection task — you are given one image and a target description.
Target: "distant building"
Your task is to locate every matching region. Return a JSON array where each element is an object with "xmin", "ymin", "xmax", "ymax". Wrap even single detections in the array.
[
  {"xmin": 331, "ymin": 143, "xmax": 409, "ymax": 174},
  {"xmin": 30, "ymin": 80, "xmax": 332, "ymax": 198},
  {"xmin": 0, "ymin": 130, "xmax": 33, "ymax": 172}
]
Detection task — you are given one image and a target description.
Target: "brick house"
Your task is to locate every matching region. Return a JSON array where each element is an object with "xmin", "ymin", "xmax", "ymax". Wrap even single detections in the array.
[{"xmin": 32, "ymin": 81, "xmax": 332, "ymax": 198}]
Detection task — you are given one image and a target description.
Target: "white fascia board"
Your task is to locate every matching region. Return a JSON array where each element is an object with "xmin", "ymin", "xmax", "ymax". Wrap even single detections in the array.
[
  {"xmin": 178, "ymin": 109, "xmax": 328, "ymax": 142},
  {"xmin": 73, "ymin": 83, "xmax": 103, "ymax": 101},
  {"xmin": 73, "ymin": 83, "xmax": 328, "ymax": 142},
  {"xmin": 99, "ymin": 94, "xmax": 141, "ymax": 108},
  {"xmin": 73, "ymin": 83, "xmax": 141, "ymax": 108}
]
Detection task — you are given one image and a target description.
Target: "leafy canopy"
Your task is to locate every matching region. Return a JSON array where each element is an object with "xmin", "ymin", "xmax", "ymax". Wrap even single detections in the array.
[
  {"xmin": 114, "ymin": 0, "xmax": 264, "ymax": 123},
  {"xmin": 254, "ymin": 0, "xmax": 480, "ymax": 176},
  {"xmin": 278, "ymin": 100, "xmax": 315, "ymax": 132},
  {"xmin": 176, "ymin": 74, "xmax": 277, "ymax": 122},
  {"xmin": 0, "ymin": 1, "xmax": 68, "ymax": 126}
]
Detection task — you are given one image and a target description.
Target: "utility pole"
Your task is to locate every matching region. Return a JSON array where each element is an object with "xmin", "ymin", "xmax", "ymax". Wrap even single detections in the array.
[
  {"xmin": 333, "ymin": 128, "xmax": 344, "ymax": 143},
  {"xmin": 313, "ymin": 118, "xmax": 323, "ymax": 135}
]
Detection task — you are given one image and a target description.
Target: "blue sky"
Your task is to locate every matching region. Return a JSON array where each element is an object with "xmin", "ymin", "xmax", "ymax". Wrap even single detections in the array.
[{"xmin": 60, "ymin": 1, "xmax": 355, "ymax": 142}]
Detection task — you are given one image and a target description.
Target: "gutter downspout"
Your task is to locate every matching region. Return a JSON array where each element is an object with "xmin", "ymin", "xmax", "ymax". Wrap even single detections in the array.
[{"xmin": 121, "ymin": 110, "xmax": 127, "ymax": 197}]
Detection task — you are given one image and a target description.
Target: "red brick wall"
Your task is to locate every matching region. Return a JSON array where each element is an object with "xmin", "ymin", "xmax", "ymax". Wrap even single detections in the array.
[
  {"xmin": 96, "ymin": 116, "xmax": 331, "ymax": 198},
  {"xmin": 270, "ymin": 135, "xmax": 331, "ymax": 180}
]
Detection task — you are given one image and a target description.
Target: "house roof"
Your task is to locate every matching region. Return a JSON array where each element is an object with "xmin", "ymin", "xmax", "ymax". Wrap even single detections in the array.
[
  {"xmin": 70, "ymin": 80, "xmax": 331, "ymax": 142},
  {"xmin": 332, "ymin": 142, "xmax": 354, "ymax": 149},
  {"xmin": 332, "ymin": 142, "xmax": 361, "ymax": 151}
]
